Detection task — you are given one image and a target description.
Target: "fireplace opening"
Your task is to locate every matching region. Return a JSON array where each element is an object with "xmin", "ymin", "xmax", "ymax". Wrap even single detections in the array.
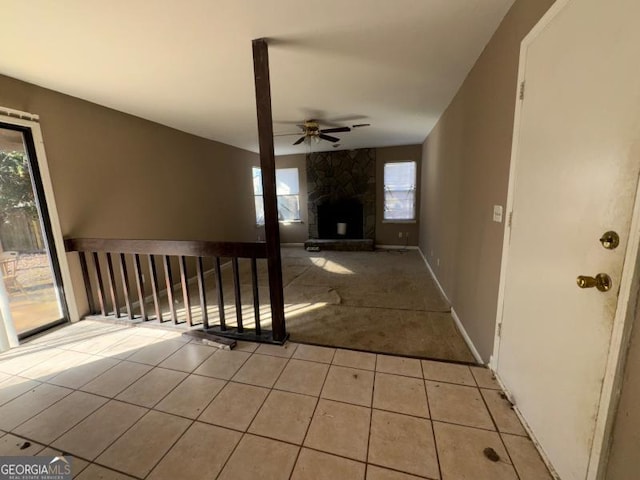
[{"xmin": 317, "ymin": 198, "xmax": 364, "ymax": 239}]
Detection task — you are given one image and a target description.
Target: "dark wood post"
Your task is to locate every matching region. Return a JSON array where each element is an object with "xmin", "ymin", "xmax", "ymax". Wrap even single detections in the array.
[{"xmin": 252, "ymin": 38, "xmax": 287, "ymax": 342}]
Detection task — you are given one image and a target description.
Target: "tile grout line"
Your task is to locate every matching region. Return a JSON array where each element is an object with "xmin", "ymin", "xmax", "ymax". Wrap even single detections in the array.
[
  {"xmin": 2, "ymin": 367, "xmax": 522, "ymax": 440},
  {"xmin": 1, "ymin": 340, "xmax": 226, "ymax": 478},
  {"xmin": 364, "ymin": 353, "xmax": 378, "ymax": 479},
  {"xmin": 2, "ymin": 330, "xmax": 533, "ymax": 478},
  {"xmin": 422, "ymin": 361, "xmax": 443, "ymax": 480},
  {"xmin": 475, "ymin": 385, "xmax": 521, "ymax": 477},
  {"xmin": 255, "ymin": 344, "xmax": 303, "ymax": 480},
  {"xmin": 2, "ymin": 358, "xmax": 515, "ymax": 434},
  {"xmin": 212, "ymin": 345, "xmax": 295, "ymax": 480},
  {"xmin": 139, "ymin": 416, "xmax": 196, "ymax": 479},
  {"xmin": 1, "ymin": 384, "xmax": 76, "ymax": 434},
  {"xmin": 286, "ymin": 345, "xmax": 336, "ymax": 480},
  {"xmin": 117, "ymin": 339, "xmax": 222, "ymax": 411}
]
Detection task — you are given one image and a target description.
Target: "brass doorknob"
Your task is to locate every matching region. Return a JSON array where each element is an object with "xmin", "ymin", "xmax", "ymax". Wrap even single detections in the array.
[
  {"xmin": 576, "ymin": 273, "xmax": 612, "ymax": 292},
  {"xmin": 599, "ymin": 231, "xmax": 620, "ymax": 250}
]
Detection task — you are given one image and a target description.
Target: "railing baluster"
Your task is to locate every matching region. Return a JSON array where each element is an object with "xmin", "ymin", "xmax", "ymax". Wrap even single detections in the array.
[
  {"xmin": 133, "ymin": 254, "xmax": 147, "ymax": 320},
  {"xmin": 163, "ymin": 255, "xmax": 177, "ymax": 323},
  {"xmin": 179, "ymin": 256, "xmax": 193, "ymax": 326},
  {"xmin": 78, "ymin": 252, "xmax": 95, "ymax": 314},
  {"xmin": 92, "ymin": 252, "xmax": 106, "ymax": 316},
  {"xmin": 214, "ymin": 257, "xmax": 226, "ymax": 331},
  {"xmin": 105, "ymin": 253, "xmax": 120, "ymax": 318},
  {"xmin": 251, "ymin": 258, "xmax": 261, "ymax": 335},
  {"xmin": 197, "ymin": 257, "xmax": 208, "ymax": 329},
  {"xmin": 148, "ymin": 255, "xmax": 162, "ymax": 322},
  {"xmin": 232, "ymin": 257, "xmax": 243, "ymax": 333},
  {"xmin": 65, "ymin": 238, "xmax": 287, "ymax": 344},
  {"xmin": 119, "ymin": 253, "xmax": 133, "ymax": 320}
]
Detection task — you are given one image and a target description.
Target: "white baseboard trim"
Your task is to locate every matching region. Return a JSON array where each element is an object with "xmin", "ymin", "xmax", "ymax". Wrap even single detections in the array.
[
  {"xmin": 418, "ymin": 248, "xmax": 483, "ymax": 365},
  {"xmin": 451, "ymin": 307, "xmax": 483, "ymax": 365},
  {"xmin": 418, "ymin": 248, "xmax": 450, "ymax": 304},
  {"xmin": 375, "ymin": 244, "xmax": 419, "ymax": 250}
]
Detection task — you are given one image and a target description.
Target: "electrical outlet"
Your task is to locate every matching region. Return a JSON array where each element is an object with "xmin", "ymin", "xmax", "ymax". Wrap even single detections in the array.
[
  {"xmin": 493, "ymin": 205, "xmax": 503, "ymax": 223},
  {"xmin": 398, "ymin": 232, "xmax": 403, "ymax": 238}
]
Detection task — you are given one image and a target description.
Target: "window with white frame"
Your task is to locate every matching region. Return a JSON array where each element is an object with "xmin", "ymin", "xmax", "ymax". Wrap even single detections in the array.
[
  {"xmin": 252, "ymin": 167, "xmax": 301, "ymax": 225},
  {"xmin": 383, "ymin": 161, "xmax": 416, "ymax": 221}
]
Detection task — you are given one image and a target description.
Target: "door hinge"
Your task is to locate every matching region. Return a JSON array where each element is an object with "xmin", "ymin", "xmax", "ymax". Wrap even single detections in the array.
[{"xmin": 519, "ymin": 81, "xmax": 525, "ymax": 100}]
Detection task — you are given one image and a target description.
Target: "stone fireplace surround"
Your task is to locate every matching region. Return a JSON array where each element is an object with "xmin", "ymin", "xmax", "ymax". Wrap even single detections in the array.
[{"xmin": 306, "ymin": 148, "xmax": 376, "ymax": 241}]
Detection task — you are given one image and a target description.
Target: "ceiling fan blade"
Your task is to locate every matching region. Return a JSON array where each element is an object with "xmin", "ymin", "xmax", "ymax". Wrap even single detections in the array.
[
  {"xmin": 320, "ymin": 126, "xmax": 351, "ymax": 134},
  {"xmin": 293, "ymin": 136, "xmax": 307, "ymax": 145},
  {"xmin": 352, "ymin": 123, "xmax": 371, "ymax": 128},
  {"xmin": 318, "ymin": 133, "xmax": 340, "ymax": 143}
]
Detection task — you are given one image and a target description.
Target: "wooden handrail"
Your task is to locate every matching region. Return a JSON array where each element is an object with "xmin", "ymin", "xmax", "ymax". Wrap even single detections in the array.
[
  {"xmin": 64, "ymin": 238, "xmax": 267, "ymax": 259},
  {"xmin": 64, "ymin": 236, "xmax": 287, "ymax": 344}
]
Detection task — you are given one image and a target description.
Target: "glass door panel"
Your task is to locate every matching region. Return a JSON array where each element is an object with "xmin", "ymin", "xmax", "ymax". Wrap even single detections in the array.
[{"xmin": 0, "ymin": 124, "xmax": 68, "ymax": 337}]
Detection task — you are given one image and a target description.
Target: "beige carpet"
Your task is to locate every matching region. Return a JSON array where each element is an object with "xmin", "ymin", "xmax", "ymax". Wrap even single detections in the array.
[
  {"xmin": 131, "ymin": 247, "xmax": 475, "ymax": 363},
  {"xmin": 279, "ymin": 248, "xmax": 475, "ymax": 363}
]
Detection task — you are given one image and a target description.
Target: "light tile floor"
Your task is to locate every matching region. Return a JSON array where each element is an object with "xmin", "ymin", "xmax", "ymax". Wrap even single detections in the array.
[{"xmin": 0, "ymin": 320, "xmax": 554, "ymax": 479}]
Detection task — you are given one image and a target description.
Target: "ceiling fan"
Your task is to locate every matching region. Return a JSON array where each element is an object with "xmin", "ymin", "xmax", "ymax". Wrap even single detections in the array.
[{"xmin": 275, "ymin": 119, "xmax": 369, "ymax": 146}]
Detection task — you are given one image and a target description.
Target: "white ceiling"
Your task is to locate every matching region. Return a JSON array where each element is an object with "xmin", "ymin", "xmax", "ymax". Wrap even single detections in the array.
[{"xmin": 1, "ymin": 0, "xmax": 514, "ymax": 155}]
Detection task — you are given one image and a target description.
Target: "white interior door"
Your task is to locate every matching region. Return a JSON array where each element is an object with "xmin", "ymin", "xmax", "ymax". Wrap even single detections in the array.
[{"xmin": 495, "ymin": 1, "xmax": 640, "ymax": 479}]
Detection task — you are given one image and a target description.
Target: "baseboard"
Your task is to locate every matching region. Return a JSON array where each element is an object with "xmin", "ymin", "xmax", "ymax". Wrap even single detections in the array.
[
  {"xmin": 418, "ymin": 248, "xmax": 450, "ymax": 304},
  {"xmin": 375, "ymin": 244, "xmax": 419, "ymax": 250},
  {"xmin": 493, "ymin": 372, "xmax": 561, "ymax": 480},
  {"xmin": 418, "ymin": 248, "xmax": 483, "ymax": 365},
  {"xmin": 450, "ymin": 307, "xmax": 483, "ymax": 365}
]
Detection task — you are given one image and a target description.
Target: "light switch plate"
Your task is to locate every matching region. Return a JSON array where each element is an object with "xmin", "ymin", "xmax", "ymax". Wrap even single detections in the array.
[{"xmin": 493, "ymin": 205, "xmax": 503, "ymax": 223}]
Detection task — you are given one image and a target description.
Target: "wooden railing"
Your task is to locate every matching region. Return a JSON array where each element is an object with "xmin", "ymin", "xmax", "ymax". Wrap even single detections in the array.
[{"xmin": 64, "ymin": 238, "xmax": 287, "ymax": 344}]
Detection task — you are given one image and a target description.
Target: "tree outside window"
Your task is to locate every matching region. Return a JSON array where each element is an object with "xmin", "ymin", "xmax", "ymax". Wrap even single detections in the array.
[{"xmin": 252, "ymin": 167, "xmax": 300, "ymax": 225}]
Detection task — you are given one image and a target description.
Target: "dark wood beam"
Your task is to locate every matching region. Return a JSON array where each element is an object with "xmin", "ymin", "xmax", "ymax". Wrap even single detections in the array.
[{"xmin": 252, "ymin": 38, "xmax": 286, "ymax": 342}]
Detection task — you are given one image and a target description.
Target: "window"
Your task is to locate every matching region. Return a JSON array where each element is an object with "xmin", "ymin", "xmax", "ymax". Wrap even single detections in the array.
[
  {"xmin": 252, "ymin": 167, "xmax": 300, "ymax": 225},
  {"xmin": 383, "ymin": 161, "xmax": 416, "ymax": 221}
]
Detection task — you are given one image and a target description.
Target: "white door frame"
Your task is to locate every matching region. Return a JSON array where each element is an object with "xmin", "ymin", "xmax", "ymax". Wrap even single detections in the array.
[
  {"xmin": 489, "ymin": 1, "xmax": 640, "ymax": 478},
  {"xmin": 0, "ymin": 107, "xmax": 80, "ymax": 341}
]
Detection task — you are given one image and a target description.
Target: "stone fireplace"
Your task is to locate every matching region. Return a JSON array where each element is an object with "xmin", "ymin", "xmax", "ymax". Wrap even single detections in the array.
[{"xmin": 307, "ymin": 149, "xmax": 376, "ymax": 241}]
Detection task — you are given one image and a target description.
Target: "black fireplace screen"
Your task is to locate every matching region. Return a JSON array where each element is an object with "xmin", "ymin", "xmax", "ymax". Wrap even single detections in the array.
[{"xmin": 317, "ymin": 198, "xmax": 364, "ymax": 239}]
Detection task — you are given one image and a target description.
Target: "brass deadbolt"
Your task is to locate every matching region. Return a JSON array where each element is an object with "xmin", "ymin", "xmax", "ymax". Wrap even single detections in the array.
[
  {"xmin": 576, "ymin": 273, "xmax": 612, "ymax": 292},
  {"xmin": 600, "ymin": 231, "xmax": 620, "ymax": 250}
]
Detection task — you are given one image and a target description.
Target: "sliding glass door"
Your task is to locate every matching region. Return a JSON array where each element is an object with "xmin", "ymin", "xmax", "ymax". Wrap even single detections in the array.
[{"xmin": 0, "ymin": 122, "xmax": 68, "ymax": 338}]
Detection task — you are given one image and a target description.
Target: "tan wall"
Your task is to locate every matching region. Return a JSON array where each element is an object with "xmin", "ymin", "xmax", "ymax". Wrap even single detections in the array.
[
  {"xmin": 0, "ymin": 73, "xmax": 259, "ymax": 318},
  {"xmin": 268, "ymin": 146, "xmax": 422, "ymax": 245},
  {"xmin": 0, "ymin": 74, "xmax": 259, "ymax": 244},
  {"xmin": 418, "ymin": 0, "xmax": 554, "ymax": 361},
  {"xmin": 376, "ymin": 145, "xmax": 422, "ymax": 246}
]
